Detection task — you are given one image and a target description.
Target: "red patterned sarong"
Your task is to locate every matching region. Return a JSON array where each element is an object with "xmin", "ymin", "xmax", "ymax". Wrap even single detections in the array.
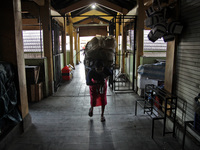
[{"xmin": 89, "ymin": 80, "xmax": 107, "ymax": 107}]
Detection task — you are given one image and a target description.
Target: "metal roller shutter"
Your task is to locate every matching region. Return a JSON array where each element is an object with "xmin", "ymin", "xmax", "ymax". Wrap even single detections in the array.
[{"xmin": 175, "ymin": 0, "xmax": 200, "ymax": 125}]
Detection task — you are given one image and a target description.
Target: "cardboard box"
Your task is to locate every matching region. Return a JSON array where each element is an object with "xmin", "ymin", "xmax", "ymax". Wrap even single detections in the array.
[
  {"xmin": 25, "ymin": 66, "xmax": 40, "ymax": 84},
  {"xmin": 29, "ymin": 82, "xmax": 43, "ymax": 102}
]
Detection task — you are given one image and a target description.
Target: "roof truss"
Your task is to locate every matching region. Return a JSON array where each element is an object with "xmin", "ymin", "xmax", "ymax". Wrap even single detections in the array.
[
  {"xmin": 60, "ymin": 0, "xmax": 129, "ymax": 15},
  {"xmin": 71, "ymin": 9, "xmax": 113, "ymax": 23}
]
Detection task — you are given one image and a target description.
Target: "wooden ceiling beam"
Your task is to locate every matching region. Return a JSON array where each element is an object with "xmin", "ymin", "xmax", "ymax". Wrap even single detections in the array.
[
  {"xmin": 144, "ymin": 0, "xmax": 153, "ymax": 6},
  {"xmin": 74, "ymin": 17, "xmax": 108, "ymax": 25},
  {"xmin": 60, "ymin": 0, "xmax": 91, "ymax": 15},
  {"xmin": 71, "ymin": 10, "xmax": 113, "ymax": 23},
  {"xmin": 22, "ymin": 18, "xmax": 39, "ymax": 25},
  {"xmin": 74, "ymin": 18, "xmax": 98, "ymax": 24},
  {"xmin": 33, "ymin": 0, "xmax": 45, "ymax": 6},
  {"xmin": 60, "ymin": 0, "xmax": 129, "ymax": 15},
  {"xmin": 96, "ymin": 0, "xmax": 129, "ymax": 15},
  {"xmin": 72, "ymin": 16, "xmax": 112, "ymax": 24},
  {"xmin": 72, "ymin": 16, "xmax": 87, "ymax": 23},
  {"xmin": 21, "ymin": 1, "xmax": 40, "ymax": 17}
]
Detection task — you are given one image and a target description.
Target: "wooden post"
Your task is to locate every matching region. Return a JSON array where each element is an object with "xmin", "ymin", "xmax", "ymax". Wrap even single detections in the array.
[
  {"xmin": 68, "ymin": 13, "xmax": 74, "ymax": 66},
  {"xmin": 66, "ymin": 24, "xmax": 70, "ymax": 65},
  {"xmin": 164, "ymin": 41, "xmax": 176, "ymax": 93},
  {"xmin": 164, "ymin": 1, "xmax": 180, "ymax": 93},
  {"xmin": 115, "ymin": 13, "xmax": 120, "ymax": 68},
  {"xmin": 69, "ymin": 22, "xmax": 74, "ymax": 66},
  {"xmin": 77, "ymin": 31, "xmax": 80, "ymax": 63},
  {"xmin": 62, "ymin": 16, "xmax": 67, "ymax": 67},
  {"xmin": 41, "ymin": 0, "xmax": 53, "ymax": 95},
  {"xmin": 136, "ymin": 0, "xmax": 144, "ymax": 89},
  {"xmin": 122, "ymin": 22, "xmax": 127, "ymax": 73},
  {"xmin": 74, "ymin": 28, "xmax": 78, "ymax": 65},
  {"xmin": 0, "ymin": 0, "xmax": 31, "ymax": 129}
]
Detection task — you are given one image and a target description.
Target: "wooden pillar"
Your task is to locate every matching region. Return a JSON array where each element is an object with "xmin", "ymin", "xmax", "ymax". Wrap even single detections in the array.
[
  {"xmin": 107, "ymin": 26, "xmax": 109, "ymax": 36},
  {"xmin": 122, "ymin": 22, "xmax": 127, "ymax": 73},
  {"xmin": 136, "ymin": 0, "xmax": 144, "ymax": 88},
  {"xmin": 41, "ymin": 0, "xmax": 53, "ymax": 95},
  {"xmin": 62, "ymin": 17, "xmax": 67, "ymax": 66},
  {"xmin": 69, "ymin": 22, "xmax": 74, "ymax": 66},
  {"xmin": 115, "ymin": 13, "xmax": 120, "ymax": 68},
  {"xmin": 74, "ymin": 28, "xmax": 78, "ymax": 64},
  {"xmin": 77, "ymin": 31, "xmax": 80, "ymax": 63},
  {"xmin": 164, "ymin": 1, "xmax": 179, "ymax": 93},
  {"xmin": 164, "ymin": 41, "xmax": 176, "ymax": 93},
  {"xmin": 0, "ymin": 0, "xmax": 30, "ymax": 129},
  {"xmin": 66, "ymin": 24, "xmax": 70, "ymax": 65},
  {"xmin": 68, "ymin": 13, "xmax": 74, "ymax": 66}
]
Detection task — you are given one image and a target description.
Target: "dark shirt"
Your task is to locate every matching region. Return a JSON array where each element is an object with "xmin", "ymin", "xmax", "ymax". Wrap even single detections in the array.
[{"xmin": 86, "ymin": 67, "xmax": 112, "ymax": 85}]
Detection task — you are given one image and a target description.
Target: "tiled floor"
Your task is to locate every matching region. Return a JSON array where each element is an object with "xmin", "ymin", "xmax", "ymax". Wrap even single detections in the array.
[{"xmin": 7, "ymin": 63, "xmax": 187, "ymax": 150}]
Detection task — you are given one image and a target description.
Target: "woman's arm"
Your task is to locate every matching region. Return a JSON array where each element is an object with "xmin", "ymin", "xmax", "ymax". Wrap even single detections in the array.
[
  {"xmin": 86, "ymin": 69, "xmax": 94, "ymax": 85},
  {"xmin": 86, "ymin": 69, "xmax": 101, "ymax": 85}
]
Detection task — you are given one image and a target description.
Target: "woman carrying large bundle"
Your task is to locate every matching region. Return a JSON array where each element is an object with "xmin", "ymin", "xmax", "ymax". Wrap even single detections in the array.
[{"xmin": 86, "ymin": 60, "xmax": 112, "ymax": 122}]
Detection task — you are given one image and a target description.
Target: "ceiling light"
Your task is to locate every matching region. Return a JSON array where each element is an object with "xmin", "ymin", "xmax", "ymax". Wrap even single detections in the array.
[{"xmin": 91, "ymin": 3, "xmax": 96, "ymax": 9}]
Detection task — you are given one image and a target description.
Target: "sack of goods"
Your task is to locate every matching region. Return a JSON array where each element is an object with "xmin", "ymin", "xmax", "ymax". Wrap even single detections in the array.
[
  {"xmin": 168, "ymin": 21, "xmax": 183, "ymax": 34},
  {"xmin": 148, "ymin": 30, "xmax": 158, "ymax": 42},
  {"xmin": 84, "ymin": 35, "xmax": 117, "ymax": 69},
  {"xmin": 152, "ymin": 23, "xmax": 167, "ymax": 38},
  {"xmin": 148, "ymin": 23, "xmax": 167, "ymax": 42},
  {"xmin": 145, "ymin": 6, "xmax": 156, "ymax": 17},
  {"xmin": 145, "ymin": 12, "xmax": 164, "ymax": 28},
  {"xmin": 163, "ymin": 33, "xmax": 175, "ymax": 42}
]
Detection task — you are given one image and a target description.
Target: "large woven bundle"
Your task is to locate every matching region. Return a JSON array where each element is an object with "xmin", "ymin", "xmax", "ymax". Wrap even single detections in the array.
[{"xmin": 84, "ymin": 35, "xmax": 116, "ymax": 68}]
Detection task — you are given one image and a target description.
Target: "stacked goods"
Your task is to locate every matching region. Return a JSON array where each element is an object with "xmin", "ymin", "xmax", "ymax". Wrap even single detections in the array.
[
  {"xmin": 145, "ymin": 0, "xmax": 183, "ymax": 42},
  {"xmin": 138, "ymin": 62, "xmax": 165, "ymax": 80},
  {"xmin": 84, "ymin": 35, "xmax": 116, "ymax": 69}
]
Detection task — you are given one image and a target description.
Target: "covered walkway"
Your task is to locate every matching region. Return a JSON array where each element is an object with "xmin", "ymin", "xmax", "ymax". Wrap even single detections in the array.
[{"xmin": 7, "ymin": 63, "xmax": 183, "ymax": 150}]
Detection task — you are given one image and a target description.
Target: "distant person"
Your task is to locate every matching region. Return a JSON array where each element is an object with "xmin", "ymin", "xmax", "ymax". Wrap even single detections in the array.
[{"xmin": 86, "ymin": 60, "xmax": 112, "ymax": 122}]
